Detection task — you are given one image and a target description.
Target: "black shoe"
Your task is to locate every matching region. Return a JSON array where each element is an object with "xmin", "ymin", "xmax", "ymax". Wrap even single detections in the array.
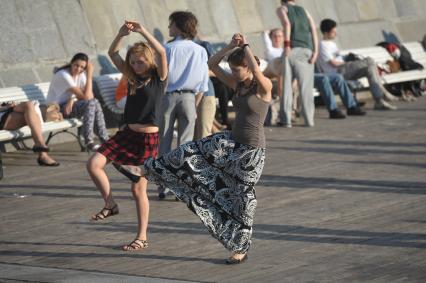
[
  {"xmin": 112, "ymin": 163, "xmax": 141, "ymax": 183},
  {"xmin": 347, "ymin": 106, "xmax": 366, "ymax": 116},
  {"xmin": 226, "ymin": 253, "xmax": 248, "ymax": 265},
  {"xmin": 158, "ymin": 192, "xmax": 166, "ymax": 200},
  {"xmin": 37, "ymin": 158, "xmax": 60, "ymax": 167},
  {"xmin": 276, "ymin": 121, "xmax": 292, "ymax": 128},
  {"xmin": 329, "ymin": 109, "xmax": 346, "ymax": 119}
]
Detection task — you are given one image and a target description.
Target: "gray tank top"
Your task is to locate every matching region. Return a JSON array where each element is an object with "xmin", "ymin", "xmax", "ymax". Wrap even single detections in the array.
[
  {"xmin": 231, "ymin": 80, "xmax": 269, "ymax": 148},
  {"xmin": 287, "ymin": 5, "xmax": 313, "ymax": 50}
]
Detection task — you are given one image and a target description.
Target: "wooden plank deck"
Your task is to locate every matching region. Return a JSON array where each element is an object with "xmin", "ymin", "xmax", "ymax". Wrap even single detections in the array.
[{"xmin": 1, "ymin": 98, "xmax": 426, "ymax": 282}]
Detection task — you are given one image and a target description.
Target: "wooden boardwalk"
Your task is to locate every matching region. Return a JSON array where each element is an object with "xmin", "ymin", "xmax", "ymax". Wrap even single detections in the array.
[{"xmin": 1, "ymin": 98, "xmax": 426, "ymax": 282}]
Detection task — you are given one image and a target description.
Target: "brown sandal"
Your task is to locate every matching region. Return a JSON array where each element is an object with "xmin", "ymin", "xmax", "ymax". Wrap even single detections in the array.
[
  {"xmin": 91, "ymin": 204, "xmax": 119, "ymax": 221},
  {"xmin": 122, "ymin": 239, "xmax": 148, "ymax": 251}
]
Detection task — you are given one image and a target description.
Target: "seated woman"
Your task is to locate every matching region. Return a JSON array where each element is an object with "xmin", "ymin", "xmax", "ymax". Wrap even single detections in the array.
[
  {"xmin": 47, "ymin": 53, "xmax": 109, "ymax": 150},
  {"xmin": 0, "ymin": 101, "xmax": 59, "ymax": 166}
]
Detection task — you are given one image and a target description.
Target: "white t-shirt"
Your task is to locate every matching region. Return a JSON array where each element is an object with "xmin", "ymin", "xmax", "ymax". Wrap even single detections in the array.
[
  {"xmin": 318, "ymin": 40, "xmax": 344, "ymax": 74},
  {"xmin": 262, "ymin": 31, "xmax": 283, "ymax": 62},
  {"xmin": 47, "ymin": 69, "xmax": 87, "ymax": 105}
]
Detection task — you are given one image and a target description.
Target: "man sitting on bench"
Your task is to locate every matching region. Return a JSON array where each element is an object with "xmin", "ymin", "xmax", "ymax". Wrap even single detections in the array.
[{"xmin": 317, "ymin": 18, "xmax": 398, "ymax": 110}]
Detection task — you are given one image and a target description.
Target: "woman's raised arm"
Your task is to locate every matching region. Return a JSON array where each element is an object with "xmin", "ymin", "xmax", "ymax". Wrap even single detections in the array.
[
  {"xmin": 108, "ymin": 23, "xmax": 131, "ymax": 73},
  {"xmin": 237, "ymin": 34, "xmax": 272, "ymax": 101},
  {"xmin": 208, "ymin": 40, "xmax": 239, "ymax": 90}
]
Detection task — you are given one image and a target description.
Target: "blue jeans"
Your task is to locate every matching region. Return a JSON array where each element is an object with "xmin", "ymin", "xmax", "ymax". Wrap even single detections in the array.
[{"xmin": 314, "ymin": 73, "xmax": 357, "ymax": 111}]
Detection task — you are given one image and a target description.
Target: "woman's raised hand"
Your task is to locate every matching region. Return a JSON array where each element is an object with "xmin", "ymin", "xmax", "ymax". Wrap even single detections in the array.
[
  {"xmin": 86, "ymin": 61, "xmax": 94, "ymax": 75},
  {"xmin": 230, "ymin": 33, "xmax": 244, "ymax": 48},
  {"xmin": 240, "ymin": 34, "xmax": 249, "ymax": 46},
  {"xmin": 118, "ymin": 23, "xmax": 131, "ymax": 37},
  {"xmin": 125, "ymin": 20, "xmax": 144, "ymax": 34}
]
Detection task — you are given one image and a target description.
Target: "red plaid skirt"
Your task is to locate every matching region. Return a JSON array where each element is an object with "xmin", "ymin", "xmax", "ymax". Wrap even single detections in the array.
[{"xmin": 97, "ymin": 126, "xmax": 159, "ymax": 165}]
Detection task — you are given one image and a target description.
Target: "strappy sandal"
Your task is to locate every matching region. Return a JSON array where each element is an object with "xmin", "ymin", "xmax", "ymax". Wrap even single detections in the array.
[
  {"xmin": 91, "ymin": 204, "xmax": 119, "ymax": 221},
  {"xmin": 122, "ymin": 239, "xmax": 148, "ymax": 251}
]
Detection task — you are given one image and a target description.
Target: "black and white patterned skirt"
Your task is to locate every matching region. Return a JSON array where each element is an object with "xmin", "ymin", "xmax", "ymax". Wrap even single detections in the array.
[{"xmin": 144, "ymin": 131, "xmax": 265, "ymax": 253}]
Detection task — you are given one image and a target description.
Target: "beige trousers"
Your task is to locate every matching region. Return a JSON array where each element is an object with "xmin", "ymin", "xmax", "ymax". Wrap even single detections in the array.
[{"xmin": 194, "ymin": 95, "xmax": 216, "ymax": 140}]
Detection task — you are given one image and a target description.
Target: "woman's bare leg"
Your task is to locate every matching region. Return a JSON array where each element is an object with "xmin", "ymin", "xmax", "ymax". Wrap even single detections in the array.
[
  {"xmin": 87, "ymin": 153, "xmax": 116, "ymax": 213},
  {"xmin": 3, "ymin": 106, "xmax": 57, "ymax": 164},
  {"xmin": 11, "ymin": 102, "xmax": 45, "ymax": 147},
  {"xmin": 131, "ymin": 177, "xmax": 149, "ymax": 241}
]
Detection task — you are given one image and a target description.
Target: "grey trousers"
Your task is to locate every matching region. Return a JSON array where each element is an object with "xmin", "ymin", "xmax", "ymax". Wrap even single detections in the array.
[
  {"xmin": 280, "ymin": 47, "xmax": 315, "ymax": 126},
  {"xmin": 157, "ymin": 91, "xmax": 196, "ymax": 194},
  {"xmin": 338, "ymin": 57, "xmax": 383, "ymax": 101},
  {"xmin": 158, "ymin": 91, "xmax": 196, "ymax": 156}
]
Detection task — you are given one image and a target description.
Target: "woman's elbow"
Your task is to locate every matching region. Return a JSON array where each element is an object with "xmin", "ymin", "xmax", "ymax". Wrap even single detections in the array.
[
  {"xmin": 208, "ymin": 60, "xmax": 216, "ymax": 70},
  {"xmin": 157, "ymin": 48, "xmax": 166, "ymax": 59},
  {"xmin": 107, "ymin": 52, "xmax": 115, "ymax": 61}
]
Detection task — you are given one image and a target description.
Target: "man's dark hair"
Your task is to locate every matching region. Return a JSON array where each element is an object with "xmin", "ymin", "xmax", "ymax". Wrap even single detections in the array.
[
  {"xmin": 169, "ymin": 11, "xmax": 198, "ymax": 39},
  {"xmin": 320, "ymin": 19, "xmax": 337, "ymax": 34}
]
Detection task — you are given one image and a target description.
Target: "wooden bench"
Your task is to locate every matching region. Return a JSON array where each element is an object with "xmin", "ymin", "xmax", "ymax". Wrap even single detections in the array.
[
  {"xmin": 0, "ymin": 82, "xmax": 83, "ymax": 179},
  {"xmin": 341, "ymin": 41, "xmax": 426, "ymax": 87}
]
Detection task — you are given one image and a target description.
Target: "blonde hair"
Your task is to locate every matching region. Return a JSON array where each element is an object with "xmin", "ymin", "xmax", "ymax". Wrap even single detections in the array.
[{"xmin": 123, "ymin": 42, "xmax": 156, "ymax": 95}]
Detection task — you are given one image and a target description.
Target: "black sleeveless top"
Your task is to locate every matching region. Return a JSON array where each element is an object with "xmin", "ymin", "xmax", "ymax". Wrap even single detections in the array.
[{"xmin": 123, "ymin": 72, "xmax": 167, "ymax": 125}]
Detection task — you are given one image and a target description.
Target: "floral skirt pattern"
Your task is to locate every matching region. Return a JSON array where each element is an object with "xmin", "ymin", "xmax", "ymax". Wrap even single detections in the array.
[{"xmin": 144, "ymin": 131, "xmax": 265, "ymax": 253}]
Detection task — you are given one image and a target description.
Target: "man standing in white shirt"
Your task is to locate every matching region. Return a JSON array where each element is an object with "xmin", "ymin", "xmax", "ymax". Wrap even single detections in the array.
[
  {"xmin": 317, "ymin": 19, "xmax": 397, "ymax": 110},
  {"xmin": 157, "ymin": 11, "xmax": 209, "ymax": 199}
]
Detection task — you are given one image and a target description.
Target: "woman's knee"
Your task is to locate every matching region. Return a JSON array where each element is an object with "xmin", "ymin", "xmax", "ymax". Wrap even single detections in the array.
[
  {"xmin": 87, "ymin": 153, "xmax": 106, "ymax": 172},
  {"xmin": 23, "ymin": 101, "xmax": 34, "ymax": 108},
  {"xmin": 131, "ymin": 179, "xmax": 147, "ymax": 195},
  {"xmin": 17, "ymin": 101, "xmax": 34, "ymax": 112}
]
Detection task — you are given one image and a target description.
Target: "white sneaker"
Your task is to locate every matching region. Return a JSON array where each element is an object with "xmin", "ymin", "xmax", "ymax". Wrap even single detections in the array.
[
  {"xmin": 383, "ymin": 93, "xmax": 399, "ymax": 102},
  {"xmin": 374, "ymin": 100, "xmax": 397, "ymax": 110},
  {"xmin": 86, "ymin": 143, "xmax": 100, "ymax": 151}
]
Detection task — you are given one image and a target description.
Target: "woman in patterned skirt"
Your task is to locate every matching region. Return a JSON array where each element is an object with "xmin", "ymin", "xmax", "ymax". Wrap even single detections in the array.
[
  {"xmin": 86, "ymin": 20, "xmax": 167, "ymax": 251},
  {"xmin": 121, "ymin": 33, "xmax": 272, "ymax": 264}
]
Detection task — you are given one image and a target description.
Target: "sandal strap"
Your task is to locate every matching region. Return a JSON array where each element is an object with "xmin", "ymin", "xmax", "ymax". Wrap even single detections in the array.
[
  {"xmin": 123, "ymin": 239, "xmax": 148, "ymax": 251},
  {"xmin": 92, "ymin": 205, "xmax": 118, "ymax": 220}
]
